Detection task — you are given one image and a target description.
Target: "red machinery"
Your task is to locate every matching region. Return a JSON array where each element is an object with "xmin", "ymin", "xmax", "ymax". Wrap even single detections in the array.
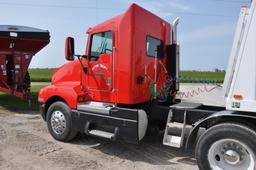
[
  {"xmin": 0, "ymin": 25, "xmax": 50, "ymax": 99},
  {"xmin": 39, "ymin": 3, "xmax": 178, "ymax": 143},
  {"xmin": 39, "ymin": 4, "xmax": 177, "ymax": 108},
  {"xmin": 39, "ymin": 3, "xmax": 256, "ymax": 169}
]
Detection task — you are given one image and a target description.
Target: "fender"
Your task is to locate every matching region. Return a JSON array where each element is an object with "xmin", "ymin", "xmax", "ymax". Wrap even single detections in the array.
[
  {"xmin": 39, "ymin": 82, "xmax": 85, "ymax": 109},
  {"xmin": 186, "ymin": 110, "xmax": 256, "ymax": 148}
]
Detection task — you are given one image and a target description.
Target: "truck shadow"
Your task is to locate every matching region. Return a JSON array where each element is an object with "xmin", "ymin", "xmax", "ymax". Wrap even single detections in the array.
[{"xmin": 71, "ymin": 130, "xmax": 197, "ymax": 166}]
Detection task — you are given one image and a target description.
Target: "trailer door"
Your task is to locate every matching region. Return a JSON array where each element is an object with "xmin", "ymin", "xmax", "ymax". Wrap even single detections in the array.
[{"xmin": 87, "ymin": 31, "xmax": 114, "ymax": 91}]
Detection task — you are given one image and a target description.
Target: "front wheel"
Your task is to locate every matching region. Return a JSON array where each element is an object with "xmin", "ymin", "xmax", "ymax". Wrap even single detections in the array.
[
  {"xmin": 46, "ymin": 101, "xmax": 77, "ymax": 142},
  {"xmin": 196, "ymin": 123, "xmax": 256, "ymax": 170}
]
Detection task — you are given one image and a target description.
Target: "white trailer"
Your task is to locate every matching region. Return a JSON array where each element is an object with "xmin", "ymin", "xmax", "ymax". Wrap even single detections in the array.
[{"xmin": 163, "ymin": 1, "xmax": 256, "ymax": 169}]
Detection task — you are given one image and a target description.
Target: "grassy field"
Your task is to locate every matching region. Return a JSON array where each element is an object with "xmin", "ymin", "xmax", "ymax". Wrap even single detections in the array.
[
  {"xmin": 0, "ymin": 69, "xmax": 225, "ymax": 111},
  {"xmin": 28, "ymin": 68, "xmax": 225, "ymax": 83},
  {"xmin": 180, "ymin": 71, "xmax": 225, "ymax": 83},
  {"xmin": 29, "ymin": 68, "xmax": 55, "ymax": 82},
  {"xmin": 0, "ymin": 84, "xmax": 46, "ymax": 111}
]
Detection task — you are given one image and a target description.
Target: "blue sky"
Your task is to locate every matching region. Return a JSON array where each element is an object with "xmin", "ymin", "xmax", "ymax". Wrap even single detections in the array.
[{"xmin": 0, "ymin": 0, "xmax": 251, "ymax": 70}]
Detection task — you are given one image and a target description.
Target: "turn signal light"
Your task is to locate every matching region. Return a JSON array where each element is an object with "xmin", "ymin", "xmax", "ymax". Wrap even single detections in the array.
[{"xmin": 233, "ymin": 94, "xmax": 243, "ymax": 100}]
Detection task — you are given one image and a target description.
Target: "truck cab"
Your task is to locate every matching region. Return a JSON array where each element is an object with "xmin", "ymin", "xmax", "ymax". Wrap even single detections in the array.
[
  {"xmin": 39, "ymin": 3, "xmax": 179, "ymax": 144},
  {"xmin": 39, "ymin": 3, "xmax": 178, "ymax": 107}
]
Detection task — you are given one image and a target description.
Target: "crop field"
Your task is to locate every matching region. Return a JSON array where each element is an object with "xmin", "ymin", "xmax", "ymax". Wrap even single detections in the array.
[
  {"xmin": 29, "ymin": 68, "xmax": 56, "ymax": 82},
  {"xmin": 0, "ymin": 69, "xmax": 225, "ymax": 111},
  {"xmin": 180, "ymin": 71, "xmax": 225, "ymax": 83},
  {"xmin": 28, "ymin": 68, "xmax": 225, "ymax": 83},
  {"xmin": 0, "ymin": 84, "xmax": 47, "ymax": 110}
]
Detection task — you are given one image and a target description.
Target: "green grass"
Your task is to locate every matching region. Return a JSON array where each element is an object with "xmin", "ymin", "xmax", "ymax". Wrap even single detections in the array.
[
  {"xmin": 0, "ymin": 69, "xmax": 225, "ymax": 111},
  {"xmin": 180, "ymin": 71, "xmax": 225, "ymax": 83},
  {"xmin": 28, "ymin": 68, "xmax": 225, "ymax": 83},
  {"xmin": 0, "ymin": 85, "xmax": 46, "ymax": 111},
  {"xmin": 29, "ymin": 68, "xmax": 55, "ymax": 82}
]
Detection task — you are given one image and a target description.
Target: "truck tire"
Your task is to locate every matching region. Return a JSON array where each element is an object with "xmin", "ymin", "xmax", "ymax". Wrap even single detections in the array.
[
  {"xmin": 46, "ymin": 101, "xmax": 78, "ymax": 142},
  {"xmin": 196, "ymin": 123, "xmax": 256, "ymax": 170}
]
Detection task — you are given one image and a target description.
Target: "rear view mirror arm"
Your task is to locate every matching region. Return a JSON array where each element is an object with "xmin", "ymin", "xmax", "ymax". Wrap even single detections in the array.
[{"xmin": 76, "ymin": 55, "xmax": 88, "ymax": 93}]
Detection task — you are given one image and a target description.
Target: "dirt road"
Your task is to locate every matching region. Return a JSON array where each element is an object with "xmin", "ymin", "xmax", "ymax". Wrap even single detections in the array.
[{"xmin": 0, "ymin": 109, "xmax": 198, "ymax": 170}]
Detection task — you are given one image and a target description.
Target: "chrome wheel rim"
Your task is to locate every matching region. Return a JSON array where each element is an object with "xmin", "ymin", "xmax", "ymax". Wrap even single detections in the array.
[
  {"xmin": 50, "ymin": 110, "xmax": 66, "ymax": 135},
  {"xmin": 208, "ymin": 139, "xmax": 255, "ymax": 170}
]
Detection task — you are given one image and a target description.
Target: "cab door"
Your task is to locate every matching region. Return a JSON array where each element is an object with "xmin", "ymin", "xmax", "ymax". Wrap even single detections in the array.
[{"xmin": 87, "ymin": 31, "xmax": 114, "ymax": 91}]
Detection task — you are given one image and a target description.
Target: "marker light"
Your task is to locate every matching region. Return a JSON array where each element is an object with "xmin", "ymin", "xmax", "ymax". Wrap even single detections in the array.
[{"xmin": 233, "ymin": 94, "xmax": 243, "ymax": 100}]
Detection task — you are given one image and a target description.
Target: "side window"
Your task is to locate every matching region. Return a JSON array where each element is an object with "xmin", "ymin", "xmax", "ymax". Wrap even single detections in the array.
[
  {"xmin": 146, "ymin": 35, "xmax": 164, "ymax": 58},
  {"xmin": 90, "ymin": 31, "xmax": 113, "ymax": 61}
]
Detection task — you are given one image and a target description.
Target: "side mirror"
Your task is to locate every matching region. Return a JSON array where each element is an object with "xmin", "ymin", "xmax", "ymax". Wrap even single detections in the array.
[{"xmin": 65, "ymin": 37, "xmax": 75, "ymax": 61}]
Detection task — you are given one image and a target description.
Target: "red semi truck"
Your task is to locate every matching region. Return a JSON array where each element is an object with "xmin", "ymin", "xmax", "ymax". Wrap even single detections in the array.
[
  {"xmin": 0, "ymin": 25, "xmax": 50, "ymax": 99},
  {"xmin": 39, "ymin": 3, "xmax": 256, "ymax": 170}
]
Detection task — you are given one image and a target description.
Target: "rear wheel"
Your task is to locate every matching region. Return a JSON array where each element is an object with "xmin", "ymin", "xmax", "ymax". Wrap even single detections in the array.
[
  {"xmin": 46, "ymin": 101, "xmax": 77, "ymax": 142},
  {"xmin": 196, "ymin": 123, "xmax": 256, "ymax": 170}
]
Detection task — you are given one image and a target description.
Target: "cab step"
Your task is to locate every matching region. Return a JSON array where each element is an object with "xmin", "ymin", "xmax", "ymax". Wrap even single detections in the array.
[
  {"xmin": 163, "ymin": 110, "xmax": 187, "ymax": 148},
  {"xmin": 163, "ymin": 102, "xmax": 202, "ymax": 148},
  {"xmin": 88, "ymin": 130, "xmax": 115, "ymax": 140},
  {"xmin": 163, "ymin": 135, "xmax": 183, "ymax": 148},
  {"xmin": 84, "ymin": 121, "xmax": 118, "ymax": 141}
]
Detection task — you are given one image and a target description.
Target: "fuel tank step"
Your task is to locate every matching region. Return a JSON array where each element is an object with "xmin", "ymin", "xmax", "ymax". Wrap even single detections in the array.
[
  {"xmin": 84, "ymin": 121, "xmax": 118, "ymax": 141},
  {"xmin": 88, "ymin": 130, "xmax": 115, "ymax": 139}
]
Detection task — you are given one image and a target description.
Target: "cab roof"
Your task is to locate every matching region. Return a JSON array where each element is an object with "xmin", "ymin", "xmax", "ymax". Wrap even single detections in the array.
[{"xmin": 87, "ymin": 3, "xmax": 171, "ymax": 34}]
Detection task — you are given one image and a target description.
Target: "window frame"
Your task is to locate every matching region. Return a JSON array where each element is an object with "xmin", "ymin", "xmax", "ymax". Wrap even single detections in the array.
[
  {"xmin": 146, "ymin": 35, "xmax": 164, "ymax": 58},
  {"xmin": 89, "ymin": 31, "xmax": 113, "ymax": 61}
]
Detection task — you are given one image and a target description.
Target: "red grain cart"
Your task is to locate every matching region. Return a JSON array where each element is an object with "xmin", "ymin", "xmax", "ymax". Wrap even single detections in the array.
[{"xmin": 0, "ymin": 25, "xmax": 50, "ymax": 99}]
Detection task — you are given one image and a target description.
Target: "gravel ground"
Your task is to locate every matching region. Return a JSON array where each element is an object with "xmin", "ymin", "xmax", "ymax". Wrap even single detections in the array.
[
  {"xmin": 0, "ymin": 110, "xmax": 198, "ymax": 170},
  {"xmin": 178, "ymin": 83, "xmax": 224, "ymax": 106},
  {"xmin": 0, "ymin": 83, "xmax": 223, "ymax": 170}
]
